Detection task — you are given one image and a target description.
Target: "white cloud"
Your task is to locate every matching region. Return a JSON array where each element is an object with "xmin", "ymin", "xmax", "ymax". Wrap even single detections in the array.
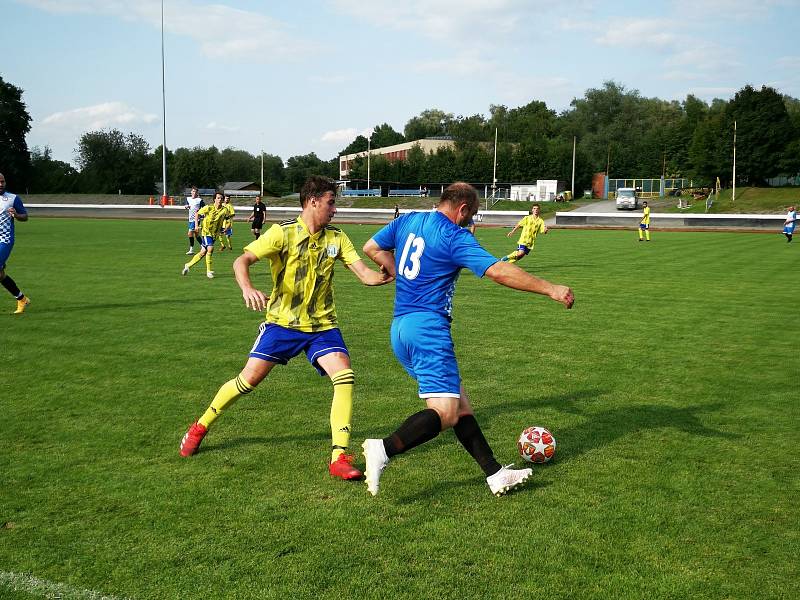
[
  {"xmin": 594, "ymin": 18, "xmax": 679, "ymax": 48},
  {"xmin": 320, "ymin": 128, "xmax": 371, "ymax": 144},
  {"xmin": 19, "ymin": 0, "xmax": 305, "ymax": 61},
  {"xmin": 329, "ymin": 0, "xmax": 551, "ymax": 40},
  {"xmin": 206, "ymin": 122, "xmax": 240, "ymax": 133},
  {"xmin": 665, "ymin": 44, "xmax": 742, "ymax": 72},
  {"xmin": 671, "ymin": 0, "xmax": 800, "ymax": 20},
  {"xmin": 41, "ymin": 102, "xmax": 158, "ymax": 130}
]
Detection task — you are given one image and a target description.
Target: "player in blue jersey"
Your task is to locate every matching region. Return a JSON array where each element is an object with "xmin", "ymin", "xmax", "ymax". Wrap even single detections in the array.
[
  {"xmin": 361, "ymin": 182, "xmax": 574, "ymax": 497},
  {"xmin": 0, "ymin": 173, "xmax": 31, "ymax": 314}
]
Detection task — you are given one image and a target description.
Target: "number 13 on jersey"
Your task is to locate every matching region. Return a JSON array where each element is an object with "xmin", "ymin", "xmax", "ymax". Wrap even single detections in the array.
[{"xmin": 398, "ymin": 232, "xmax": 425, "ymax": 280}]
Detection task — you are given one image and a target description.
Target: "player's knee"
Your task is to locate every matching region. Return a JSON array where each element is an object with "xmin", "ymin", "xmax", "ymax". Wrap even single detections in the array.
[{"xmin": 431, "ymin": 405, "xmax": 459, "ymax": 429}]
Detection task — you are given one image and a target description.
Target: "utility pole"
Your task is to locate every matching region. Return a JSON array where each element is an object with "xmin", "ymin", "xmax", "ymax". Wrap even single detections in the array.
[
  {"xmin": 571, "ymin": 136, "xmax": 576, "ymax": 199},
  {"xmin": 732, "ymin": 120, "xmax": 737, "ymax": 204},
  {"xmin": 367, "ymin": 136, "xmax": 371, "ymax": 191},
  {"xmin": 160, "ymin": 0, "xmax": 168, "ymax": 205}
]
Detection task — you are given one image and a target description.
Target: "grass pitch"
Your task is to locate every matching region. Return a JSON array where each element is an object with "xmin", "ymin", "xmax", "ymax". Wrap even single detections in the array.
[{"xmin": 1, "ymin": 218, "xmax": 798, "ymax": 600}]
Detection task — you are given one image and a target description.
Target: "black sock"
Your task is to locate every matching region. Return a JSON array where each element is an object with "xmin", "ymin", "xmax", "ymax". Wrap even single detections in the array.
[
  {"xmin": 1, "ymin": 275, "xmax": 22, "ymax": 299},
  {"xmin": 453, "ymin": 414, "xmax": 502, "ymax": 476},
  {"xmin": 383, "ymin": 408, "xmax": 441, "ymax": 458},
  {"xmin": 189, "ymin": 238, "xmax": 195, "ymax": 248}
]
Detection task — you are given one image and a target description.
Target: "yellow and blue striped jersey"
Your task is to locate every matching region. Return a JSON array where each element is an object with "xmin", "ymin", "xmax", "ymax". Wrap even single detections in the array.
[
  {"xmin": 244, "ymin": 216, "xmax": 361, "ymax": 332},
  {"xmin": 515, "ymin": 214, "xmax": 546, "ymax": 247},
  {"xmin": 641, "ymin": 206, "xmax": 651, "ymax": 225},
  {"xmin": 197, "ymin": 204, "xmax": 230, "ymax": 237},
  {"xmin": 222, "ymin": 203, "xmax": 235, "ymax": 228}
]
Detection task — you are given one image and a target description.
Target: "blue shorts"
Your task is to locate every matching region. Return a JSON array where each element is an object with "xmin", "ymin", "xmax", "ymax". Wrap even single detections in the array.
[
  {"xmin": 391, "ymin": 312, "xmax": 461, "ymax": 398},
  {"xmin": 516, "ymin": 245, "xmax": 531, "ymax": 255},
  {"xmin": 224, "ymin": 227, "xmax": 233, "ymax": 236},
  {"xmin": 783, "ymin": 224, "xmax": 795, "ymax": 234},
  {"xmin": 188, "ymin": 221, "xmax": 196, "ymax": 232},
  {"xmin": 640, "ymin": 223, "xmax": 649, "ymax": 230},
  {"xmin": 249, "ymin": 323, "xmax": 349, "ymax": 376},
  {"xmin": 200, "ymin": 235, "xmax": 215, "ymax": 247},
  {"xmin": 0, "ymin": 242, "xmax": 12, "ymax": 270}
]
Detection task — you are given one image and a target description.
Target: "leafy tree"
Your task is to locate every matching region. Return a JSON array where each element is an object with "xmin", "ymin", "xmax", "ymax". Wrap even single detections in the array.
[
  {"xmin": 0, "ymin": 76, "xmax": 32, "ymax": 190},
  {"xmin": 76, "ymin": 129, "xmax": 156, "ymax": 193},
  {"xmin": 725, "ymin": 85, "xmax": 796, "ymax": 184},
  {"xmin": 28, "ymin": 146, "xmax": 79, "ymax": 193},
  {"xmin": 404, "ymin": 109, "xmax": 453, "ymax": 141},
  {"xmin": 370, "ymin": 123, "xmax": 405, "ymax": 149},
  {"xmin": 284, "ymin": 153, "xmax": 336, "ymax": 192},
  {"xmin": 340, "ymin": 135, "xmax": 369, "ymax": 156}
]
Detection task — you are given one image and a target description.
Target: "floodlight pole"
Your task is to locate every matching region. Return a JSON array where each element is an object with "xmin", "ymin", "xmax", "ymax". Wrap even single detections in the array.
[
  {"xmin": 367, "ymin": 136, "xmax": 371, "ymax": 191},
  {"xmin": 571, "ymin": 135, "xmax": 576, "ymax": 199},
  {"xmin": 490, "ymin": 127, "xmax": 498, "ymax": 209},
  {"xmin": 160, "ymin": 0, "xmax": 168, "ymax": 204},
  {"xmin": 260, "ymin": 135, "xmax": 264, "ymax": 197},
  {"xmin": 732, "ymin": 120, "xmax": 737, "ymax": 204}
]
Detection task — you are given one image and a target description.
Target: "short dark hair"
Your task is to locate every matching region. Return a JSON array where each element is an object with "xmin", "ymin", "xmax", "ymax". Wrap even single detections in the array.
[
  {"xmin": 439, "ymin": 182, "xmax": 478, "ymax": 212},
  {"xmin": 530, "ymin": 203, "xmax": 540, "ymax": 213},
  {"xmin": 300, "ymin": 176, "xmax": 337, "ymax": 207}
]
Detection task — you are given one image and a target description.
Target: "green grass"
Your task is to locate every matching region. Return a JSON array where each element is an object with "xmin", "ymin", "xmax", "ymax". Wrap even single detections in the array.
[
  {"xmin": 665, "ymin": 186, "xmax": 798, "ymax": 214},
  {"xmin": 1, "ymin": 220, "xmax": 798, "ymax": 599}
]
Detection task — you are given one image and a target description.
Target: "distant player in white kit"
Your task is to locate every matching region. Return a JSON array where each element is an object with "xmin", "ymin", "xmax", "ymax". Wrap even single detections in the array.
[
  {"xmin": 184, "ymin": 186, "xmax": 204, "ymax": 254},
  {"xmin": 0, "ymin": 173, "xmax": 31, "ymax": 314}
]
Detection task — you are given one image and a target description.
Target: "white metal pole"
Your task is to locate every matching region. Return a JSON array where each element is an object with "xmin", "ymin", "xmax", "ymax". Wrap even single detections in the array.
[
  {"xmin": 367, "ymin": 137, "xmax": 371, "ymax": 191},
  {"xmin": 571, "ymin": 135, "xmax": 576, "ymax": 199},
  {"xmin": 732, "ymin": 120, "xmax": 737, "ymax": 204},
  {"xmin": 260, "ymin": 148, "xmax": 264, "ymax": 197},
  {"xmin": 160, "ymin": 0, "xmax": 168, "ymax": 203},
  {"xmin": 492, "ymin": 127, "xmax": 498, "ymax": 194}
]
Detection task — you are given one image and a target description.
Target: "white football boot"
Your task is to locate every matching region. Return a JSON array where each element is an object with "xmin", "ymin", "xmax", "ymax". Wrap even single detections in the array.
[
  {"xmin": 487, "ymin": 465, "xmax": 532, "ymax": 497},
  {"xmin": 206, "ymin": 271, "xmax": 214, "ymax": 279},
  {"xmin": 362, "ymin": 439, "xmax": 389, "ymax": 496}
]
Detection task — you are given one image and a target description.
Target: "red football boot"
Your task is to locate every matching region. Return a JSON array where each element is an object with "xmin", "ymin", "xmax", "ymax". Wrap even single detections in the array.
[
  {"xmin": 329, "ymin": 453, "xmax": 363, "ymax": 480},
  {"xmin": 179, "ymin": 422, "xmax": 208, "ymax": 457}
]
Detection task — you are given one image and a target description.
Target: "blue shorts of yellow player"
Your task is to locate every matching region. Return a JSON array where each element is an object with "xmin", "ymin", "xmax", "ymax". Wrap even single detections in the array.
[
  {"xmin": 200, "ymin": 235, "xmax": 215, "ymax": 247},
  {"xmin": 0, "ymin": 242, "xmax": 13, "ymax": 270},
  {"xmin": 224, "ymin": 227, "xmax": 233, "ymax": 236},
  {"xmin": 249, "ymin": 323, "xmax": 349, "ymax": 376},
  {"xmin": 515, "ymin": 244, "xmax": 531, "ymax": 255},
  {"xmin": 391, "ymin": 311, "xmax": 461, "ymax": 399},
  {"xmin": 639, "ymin": 223, "xmax": 649, "ymax": 230}
]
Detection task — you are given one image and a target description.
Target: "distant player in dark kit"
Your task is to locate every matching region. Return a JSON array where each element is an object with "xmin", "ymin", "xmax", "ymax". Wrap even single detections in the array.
[
  {"xmin": 249, "ymin": 195, "xmax": 266, "ymax": 239},
  {"xmin": 361, "ymin": 182, "xmax": 574, "ymax": 497},
  {"xmin": 0, "ymin": 173, "xmax": 30, "ymax": 314}
]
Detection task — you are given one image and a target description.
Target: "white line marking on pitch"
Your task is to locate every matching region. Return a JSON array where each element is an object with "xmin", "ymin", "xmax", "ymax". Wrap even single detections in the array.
[{"xmin": 0, "ymin": 571, "xmax": 132, "ymax": 599}]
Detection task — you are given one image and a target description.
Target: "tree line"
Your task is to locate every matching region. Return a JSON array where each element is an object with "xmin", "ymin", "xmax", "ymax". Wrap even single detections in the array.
[{"xmin": 3, "ymin": 75, "xmax": 799, "ymax": 196}]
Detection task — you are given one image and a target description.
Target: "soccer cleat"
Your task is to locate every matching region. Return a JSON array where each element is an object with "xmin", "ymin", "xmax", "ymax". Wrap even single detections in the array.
[
  {"xmin": 329, "ymin": 453, "xmax": 363, "ymax": 480},
  {"xmin": 486, "ymin": 464, "xmax": 533, "ymax": 497},
  {"xmin": 362, "ymin": 439, "xmax": 389, "ymax": 496},
  {"xmin": 13, "ymin": 296, "xmax": 30, "ymax": 314},
  {"xmin": 206, "ymin": 271, "xmax": 214, "ymax": 279},
  {"xmin": 181, "ymin": 264, "xmax": 189, "ymax": 276},
  {"xmin": 186, "ymin": 249, "xmax": 194, "ymax": 255},
  {"xmin": 179, "ymin": 421, "xmax": 208, "ymax": 457}
]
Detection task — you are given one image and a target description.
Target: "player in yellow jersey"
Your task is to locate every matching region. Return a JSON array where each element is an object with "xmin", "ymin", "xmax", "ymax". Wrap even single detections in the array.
[
  {"xmin": 181, "ymin": 192, "xmax": 228, "ymax": 278},
  {"xmin": 639, "ymin": 201, "xmax": 651, "ymax": 241},
  {"xmin": 179, "ymin": 176, "xmax": 393, "ymax": 481},
  {"xmin": 503, "ymin": 203, "xmax": 547, "ymax": 263},
  {"xmin": 217, "ymin": 195, "xmax": 235, "ymax": 251}
]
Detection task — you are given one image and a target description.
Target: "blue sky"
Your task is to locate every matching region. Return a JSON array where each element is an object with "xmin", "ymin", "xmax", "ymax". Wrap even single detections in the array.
[{"xmin": 5, "ymin": 0, "xmax": 800, "ymax": 166}]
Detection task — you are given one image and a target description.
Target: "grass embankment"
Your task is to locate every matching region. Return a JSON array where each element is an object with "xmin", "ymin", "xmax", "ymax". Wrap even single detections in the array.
[{"xmin": 663, "ymin": 186, "xmax": 798, "ymax": 214}]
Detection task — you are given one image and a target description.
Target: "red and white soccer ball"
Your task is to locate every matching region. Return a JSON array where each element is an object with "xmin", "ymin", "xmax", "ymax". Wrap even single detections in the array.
[{"xmin": 517, "ymin": 426, "xmax": 556, "ymax": 464}]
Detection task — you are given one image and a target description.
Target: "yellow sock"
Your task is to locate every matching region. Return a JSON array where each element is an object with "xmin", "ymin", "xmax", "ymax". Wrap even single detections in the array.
[
  {"xmin": 186, "ymin": 252, "xmax": 204, "ymax": 268},
  {"xmin": 198, "ymin": 375, "xmax": 255, "ymax": 428},
  {"xmin": 506, "ymin": 252, "xmax": 518, "ymax": 263},
  {"xmin": 205, "ymin": 252, "xmax": 214, "ymax": 272},
  {"xmin": 645, "ymin": 229, "xmax": 650, "ymax": 241},
  {"xmin": 329, "ymin": 369, "xmax": 354, "ymax": 461},
  {"xmin": 638, "ymin": 229, "xmax": 644, "ymax": 240}
]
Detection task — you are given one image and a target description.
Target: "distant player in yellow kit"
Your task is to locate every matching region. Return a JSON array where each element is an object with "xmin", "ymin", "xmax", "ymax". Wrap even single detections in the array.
[
  {"xmin": 639, "ymin": 201, "xmax": 651, "ymax": 241},
  {"xmin": 218, "ymin": 194, "xmax": 235, "ymax": 251},
  {"xmin": 503, "ymin": 204, "xmax": 547, "ymax": 263},
  {"xmin": 181, "ymin": 192, "xmax": 228, "ymax": 278}
]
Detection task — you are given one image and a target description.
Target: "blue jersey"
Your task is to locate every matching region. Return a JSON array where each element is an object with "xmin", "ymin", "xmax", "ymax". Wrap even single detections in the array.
[
  {"xmin": 371, "ymin": 211, "xmax": 497, "ymax": 318},
  {"xmin": 0, "ymin": 192, "xmax": 26, "ymax": 245}
]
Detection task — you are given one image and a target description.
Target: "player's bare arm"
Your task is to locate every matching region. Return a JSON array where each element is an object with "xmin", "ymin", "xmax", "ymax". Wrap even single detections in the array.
[
  {"xmin": 362, "ymin": 239, "xmax": 397, "ymax": 279},
  {"xmin": 506, "ymin": 225, "xmax": 519, "ymax": 238},
  {"xmin": 346, "ymin": 259, "xmax": 394, "ymax": 286},
  {"xmin": 233, "ymin": 251, "xmax": 269, "ymax": 312},
  {"xmin": 485, "ymin": 261, "xmax": 574, "ymax": 309},
  {"xmin": 8, "ymin": 207, "xmax": 28, "ymax": 222}
]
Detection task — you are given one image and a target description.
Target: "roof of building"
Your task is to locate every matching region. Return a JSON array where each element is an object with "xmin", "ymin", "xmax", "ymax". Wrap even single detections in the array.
[{"xmin": 224, "ymin": 182, "xmax": 257, "ymax": 190}]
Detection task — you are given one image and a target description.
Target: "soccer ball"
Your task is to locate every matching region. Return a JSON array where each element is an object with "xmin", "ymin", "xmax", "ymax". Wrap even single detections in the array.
[{"xmin": 517, "ymin": 426, "xmax": 556, "ymax": 464}]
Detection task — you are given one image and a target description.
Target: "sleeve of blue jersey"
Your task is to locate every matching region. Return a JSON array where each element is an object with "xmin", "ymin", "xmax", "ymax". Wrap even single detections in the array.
[
  {"xmin": 13, "ymin": 196, "xmax": 27, "ymax": 214},
  {"xmin": 451, "ymin": 228, "xmax": 498, "ymax": 277},
  {"xmin": 371, "ymin": 218, "xmax": 398, "ymax": 251}
]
